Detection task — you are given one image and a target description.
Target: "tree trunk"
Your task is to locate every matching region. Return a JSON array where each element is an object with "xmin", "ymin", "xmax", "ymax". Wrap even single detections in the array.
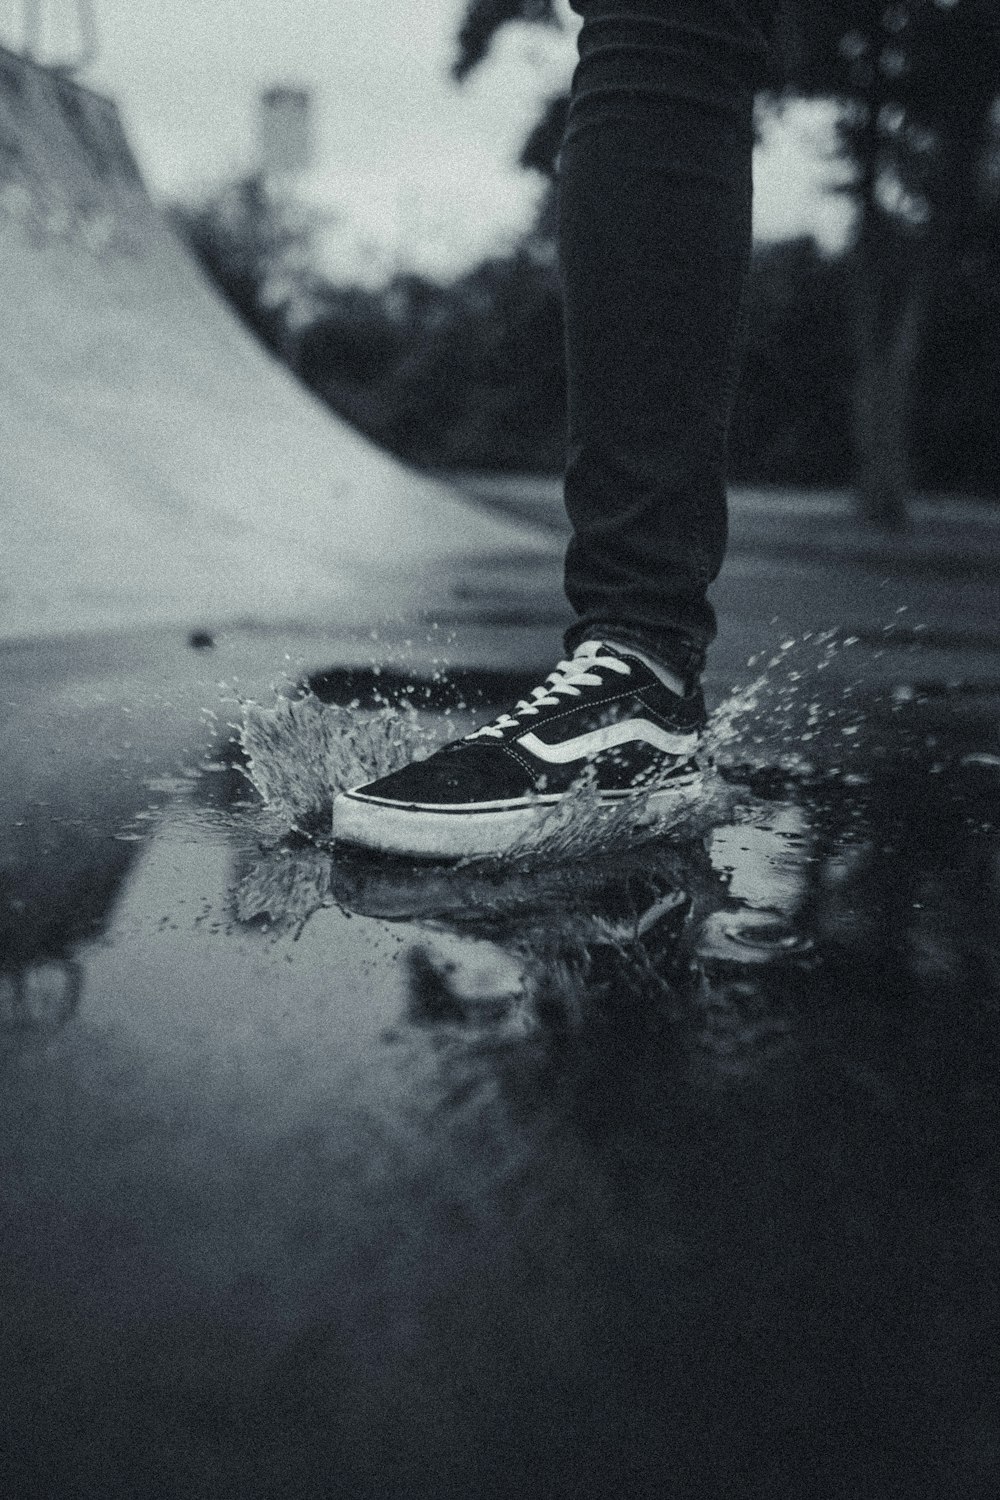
[
  {"xmin": 850, "ymin": 243, "xmax": 925, "ymax": 532},
  {"xmin": 848, "ymin": 95, "xmax": 981, "ymax": 532}
]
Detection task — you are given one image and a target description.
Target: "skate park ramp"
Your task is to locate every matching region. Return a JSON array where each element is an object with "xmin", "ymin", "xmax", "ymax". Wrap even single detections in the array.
[{"xmin": 0, "ymin": 48, "xmax": 555, "ymax": 644}]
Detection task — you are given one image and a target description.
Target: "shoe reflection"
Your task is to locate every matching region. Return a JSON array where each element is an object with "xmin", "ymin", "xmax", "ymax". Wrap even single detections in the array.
[
  {"xmin": 0, "ymin": 959, "xmax": 83, "ymax": 1060},
  {"xmin": 233, "ymin": 812, "xmax": 820, "ymax": 1082}
]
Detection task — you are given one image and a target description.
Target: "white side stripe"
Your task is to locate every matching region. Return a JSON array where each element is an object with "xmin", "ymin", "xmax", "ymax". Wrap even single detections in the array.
[{"xmin": 517, "ymin": 721, "xmax": 697, "ymax": 764}]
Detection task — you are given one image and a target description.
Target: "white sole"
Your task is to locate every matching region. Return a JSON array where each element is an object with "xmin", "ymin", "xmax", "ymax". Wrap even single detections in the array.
[{"xmin": 331, "ymin": 772, "xmax": 704, "ymax": 861}]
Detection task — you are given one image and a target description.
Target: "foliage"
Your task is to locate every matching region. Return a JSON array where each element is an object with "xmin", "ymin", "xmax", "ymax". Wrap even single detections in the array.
[
  {"xmin": 450, "ymin": 0, "xmax": 1000, "ymax": 521},
  {"xmin": 783, "ymin": 1, "xmax": 1000, "ymax": 265},
  {"xmin": 169, "ymin": 176, "xmax": 323, "ymax": 356},
  {"xmin": 737, "ymin": 235, "xmax": 1000, "ymax": 493},
  {"xmin": 297, "ymin": 250, "xmax": 567, "ymax": 472},
  {"xmin": 290, "ymin": 236, "xmax": 999, "ymax": 491},
  {"xmin": 786, "ymin": 1, "xmax": 1000, "ymax": 522},
  {"xmin": 172, "ymin": 3, "xmax": 1000, "ymax": 495},
  {"xmin": 452, "ymin": 0, "xmax": 560, "ymax": 82},
  {"xmin": 731, "ymin": 240, "xmax": 855, "ymax": 486},
  {"xmin": 915, "ymin": 224, "xmax": 1000, "ymax": 491}
]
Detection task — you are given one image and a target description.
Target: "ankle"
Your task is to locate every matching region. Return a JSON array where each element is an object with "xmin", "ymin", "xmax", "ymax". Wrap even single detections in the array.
[{"xmin": 567, "ymin": 624, "xmax": 703, "ymax": 695}]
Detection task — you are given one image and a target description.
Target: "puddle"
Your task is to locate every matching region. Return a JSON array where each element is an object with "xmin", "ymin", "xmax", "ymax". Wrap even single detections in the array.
[
  {"xmin": 4, "ymin": 654, "xmax": 997, "ymax": 1056},
  {"xmin": 1, "ymin": 659, "xmax": 998, "ymax": 1499}
]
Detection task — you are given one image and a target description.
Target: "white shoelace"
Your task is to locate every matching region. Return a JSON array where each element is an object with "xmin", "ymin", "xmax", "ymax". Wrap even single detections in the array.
[{"xmin": 468, "ymin": 643, "xmax": 632, "ymax": 741}]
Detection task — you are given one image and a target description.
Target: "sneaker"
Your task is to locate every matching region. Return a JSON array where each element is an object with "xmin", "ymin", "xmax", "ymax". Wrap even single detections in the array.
[{"xmin": 331, "ymin": 640, "xmax": 707, "ymax": 860}]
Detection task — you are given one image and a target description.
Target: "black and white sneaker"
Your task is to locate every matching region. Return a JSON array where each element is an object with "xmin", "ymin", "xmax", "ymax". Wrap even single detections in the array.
[{"xmin": 331, "ymin": 640, "xmax": 707, "ymax": 860}]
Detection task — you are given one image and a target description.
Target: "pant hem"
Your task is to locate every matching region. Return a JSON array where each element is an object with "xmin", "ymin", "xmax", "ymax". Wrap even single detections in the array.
[{"xmin": 564, "ymin": 620, "xmax": 706, "ymax": 683}]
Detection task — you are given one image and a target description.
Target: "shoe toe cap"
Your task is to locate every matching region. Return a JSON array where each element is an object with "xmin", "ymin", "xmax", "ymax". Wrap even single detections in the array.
[{"xmin": 345, "ymin": 743, "xmax": 530, "ymax": 807}]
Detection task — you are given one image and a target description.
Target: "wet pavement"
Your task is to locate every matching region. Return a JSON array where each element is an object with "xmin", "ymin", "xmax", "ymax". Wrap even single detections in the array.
[{"xmin": 1, "ymin": 623, "xmax": 999, "ymax": 1499}]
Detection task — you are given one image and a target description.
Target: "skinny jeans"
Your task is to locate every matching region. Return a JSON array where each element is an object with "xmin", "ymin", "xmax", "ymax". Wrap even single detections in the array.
[{"xmin": 560, "ymin": 0, "xmax": 779, "ymax": 680}]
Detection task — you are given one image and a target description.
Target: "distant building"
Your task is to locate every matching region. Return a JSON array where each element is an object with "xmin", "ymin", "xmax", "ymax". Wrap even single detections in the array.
[
  {"xmin": 257, "ymin": 86, "xmax": 313, "ymax": 178},
  {"xmin": 17, "ymin": 0, "xmax": 99, "ymax": 72}
]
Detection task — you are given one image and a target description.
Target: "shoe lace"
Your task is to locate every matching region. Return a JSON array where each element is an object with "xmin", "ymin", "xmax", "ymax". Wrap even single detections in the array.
[{"xmin": 467, "ymin": 643, "xmax": 631, "ymax": 741}]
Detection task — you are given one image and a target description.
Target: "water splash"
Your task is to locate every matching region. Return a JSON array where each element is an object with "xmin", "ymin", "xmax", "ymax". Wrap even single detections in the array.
[
  {"xmin": 704, "ymin": 631, "xmax": 874, "ymax": 778},
  {"xmin": 481, "ymin": 764, "xmax": 730, "ymax": 869},
  {"xmin": 234, "ymin": 843, "xmax": 335, "ymax": 933},
  {"xmin": 237, "ymin": 633, "xmax": 876, "ymax": 850},
  {"xmin": 238, "ymin": 693, "xmax": 434, "ymax": 834},
  {"xmin": 495, "ymin": 631, "xmax": 876, "ymax": 866}
]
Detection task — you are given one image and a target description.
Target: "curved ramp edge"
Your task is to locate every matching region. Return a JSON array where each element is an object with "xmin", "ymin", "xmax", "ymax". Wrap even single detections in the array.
[{"xmin": 0, "ymin": 47, "xmax": 558, "ymax": 642}]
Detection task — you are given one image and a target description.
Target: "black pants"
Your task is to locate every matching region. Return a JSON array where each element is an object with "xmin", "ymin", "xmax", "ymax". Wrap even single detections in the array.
[{"xmin": 560, "ymin": 0, "xmax": 778, "ymax": 681}]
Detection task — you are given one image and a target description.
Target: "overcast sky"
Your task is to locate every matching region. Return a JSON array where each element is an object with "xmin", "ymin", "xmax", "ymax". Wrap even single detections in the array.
[{"xmin": 4, "ymin": 0, "xmax": 851, "ymax": 280}]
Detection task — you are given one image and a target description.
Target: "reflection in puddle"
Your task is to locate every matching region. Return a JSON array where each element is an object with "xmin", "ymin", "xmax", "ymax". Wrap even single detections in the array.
[
  {"xmin": 709, "ymin": 802, "xmax": 812, "ymax": 912},
  {"xmin": 229, "ymin": 705, "xmax": 998, "ymax": 1095},
  {"xmin": 0, "ymin": 960, "xmax": 82, "ymax": 1058},
  {"xmin": 696, "ymin": 909, "xmax": 816, "ymax": 964},
  {"xmin": 407, "ymin": 940, "xmax": 527, "ymax": 1032},
  {"xmin": 234, "ymin": 841, "xmax": 335, "ymax": 935},
  {"xmin": 228, "ymin": 802, "xmax": 822, "ymax": 1086},
  {"xmin": 7, "ymin": 662, "xmax": 996, "ymax": 1088},
  {"xmin": 2, "ymin": 667, "xmax": 999, "ymax": 1497}
]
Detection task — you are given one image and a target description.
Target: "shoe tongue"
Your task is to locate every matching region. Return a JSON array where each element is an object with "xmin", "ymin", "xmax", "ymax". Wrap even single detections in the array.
[
  {"xmin": 575, "ymin": 640, "xmax": 636, "ymax": 674},
  {"xmin": 577, "ymin": 638, "xmax": 619, "ymax": 660}
]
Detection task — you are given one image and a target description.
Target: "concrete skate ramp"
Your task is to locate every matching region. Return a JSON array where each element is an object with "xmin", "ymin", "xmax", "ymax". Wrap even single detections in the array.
[{"xmin": 0, "ymin": 49, "xmax": 550, "ymax": 642}]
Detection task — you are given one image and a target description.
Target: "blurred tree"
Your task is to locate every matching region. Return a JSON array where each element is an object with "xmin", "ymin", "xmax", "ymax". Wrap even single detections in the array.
[
  {"xmin": 731, "ymin": 238, "xmax": 855, "ymax": 486},
  {"xmin": 297, "ymin": 275, "xmax": 451, "ymax": 436},
  {"xmin": 453, "ymin": 0, "xmax": 1000, "ymax": 526},
  {"xmin": 789, "ymin": 1, "xmax": 1000, "ymax": 525},
  {"xmin": 453, "ymin": 0, "xmax": 560, "ymax": 82},
  {"xmin": 913, "ymin": 213, "xmax": 1000, "ymax": 494},
  {"xmin": 302, "ymin": 235, "xmax": 994, "ymax": 485},
  {"xmin": 170, "ymin": 176, "xmax": 325, "ymax": 364},
  {"xmin": 170, "ymin": 12, "xmax": 998, "ymax": 492},
  {"xmin": 377, "ymin": 250, "xmax": 567, "ymax": 471}
]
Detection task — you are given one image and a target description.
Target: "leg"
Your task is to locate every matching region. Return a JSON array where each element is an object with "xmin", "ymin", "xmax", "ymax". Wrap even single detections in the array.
[
  {"xmin": 331, "ymin": 1, "xmax": 780, "ymax": 858},
  {"xmin": 560, "ymin": 0, "xmax": 777, "ymax": 682}
]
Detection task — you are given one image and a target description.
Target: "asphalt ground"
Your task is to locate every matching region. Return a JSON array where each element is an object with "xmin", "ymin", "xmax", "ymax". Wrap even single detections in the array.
[{"xmin": 1, "ymin": 484, "xmax": 998, "ymax": 1498}]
